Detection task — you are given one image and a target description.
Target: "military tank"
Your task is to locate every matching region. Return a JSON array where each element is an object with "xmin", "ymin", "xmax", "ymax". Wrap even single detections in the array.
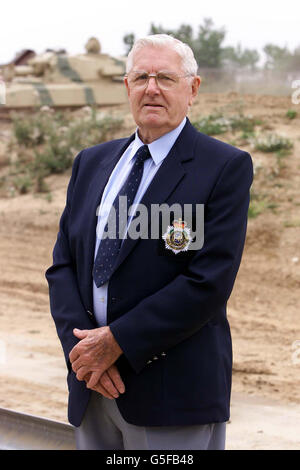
[{"xmin": 1, "ymin": 37, "xmax": 127, "ymax": 109}]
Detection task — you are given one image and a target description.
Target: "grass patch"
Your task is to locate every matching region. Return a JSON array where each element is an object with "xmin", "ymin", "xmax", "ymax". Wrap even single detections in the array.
[
  {"xmin": 248, "ymin": 189, "xmax": 278, "ymax": 218},
  {"xmin": 248, "ymin": 199, "xmax": 269, "ymax": 218},
  {"xmin": 283, "ymin": 219, "xmax": 300, "ymax": 228},
  {"xmin": 192, "ymin": 113, "xmax": 262, "ymax": 136}
]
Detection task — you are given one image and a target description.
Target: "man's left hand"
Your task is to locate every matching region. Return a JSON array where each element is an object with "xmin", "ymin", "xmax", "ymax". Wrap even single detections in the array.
[{"xmin": 69, "ymin": 326, "xmax": 123, "ymax": 388}]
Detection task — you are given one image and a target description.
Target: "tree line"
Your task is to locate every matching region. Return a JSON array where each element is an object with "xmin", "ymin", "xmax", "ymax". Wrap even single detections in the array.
[{"xmin": 123, "ymin": 19, "xmax": 300, "ymax": 71}]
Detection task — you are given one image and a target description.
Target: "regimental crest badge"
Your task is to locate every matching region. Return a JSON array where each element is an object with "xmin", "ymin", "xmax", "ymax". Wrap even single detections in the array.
[{"xmin": 162, "ymin": 218, "xmax": 192, "ymax": 254}]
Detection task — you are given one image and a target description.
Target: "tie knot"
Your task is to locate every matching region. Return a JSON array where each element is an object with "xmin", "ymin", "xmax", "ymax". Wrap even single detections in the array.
[{"xmin": 135, "ymin": 145, "xmax": 151, "ymax": 165}]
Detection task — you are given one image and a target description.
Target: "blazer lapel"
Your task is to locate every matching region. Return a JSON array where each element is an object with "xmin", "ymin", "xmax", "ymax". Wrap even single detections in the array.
[{"xmin": 84, "ymin": 134, "xmax": 135, "ymax": 304}]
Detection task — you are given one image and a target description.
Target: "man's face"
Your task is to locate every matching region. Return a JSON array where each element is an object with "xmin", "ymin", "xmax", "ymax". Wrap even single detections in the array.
[{"xmin": 124, "ymin": 46, "xmax": 200, "ymax": 142}]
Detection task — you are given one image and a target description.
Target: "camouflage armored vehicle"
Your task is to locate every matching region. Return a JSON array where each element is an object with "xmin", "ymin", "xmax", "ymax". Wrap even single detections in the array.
[{"xmin": 2, "ymin": 38, "xmax": 127, "ymax": 108}]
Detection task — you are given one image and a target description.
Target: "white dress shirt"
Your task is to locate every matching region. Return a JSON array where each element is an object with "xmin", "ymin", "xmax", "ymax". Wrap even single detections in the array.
[{"xmin": 93, "ymin": 117, "xmax": 186, "ymax": 326}]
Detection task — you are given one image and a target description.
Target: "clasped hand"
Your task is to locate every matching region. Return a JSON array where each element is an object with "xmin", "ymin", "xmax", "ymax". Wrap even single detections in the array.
[{"xmin": 69, "ymin": 326, "xmax": 125, "ymax": 399}]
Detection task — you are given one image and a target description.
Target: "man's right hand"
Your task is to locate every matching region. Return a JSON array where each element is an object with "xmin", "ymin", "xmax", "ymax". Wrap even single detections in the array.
[{"xmin": 84, "ymin": 364, "xmax": 125, "ymax": 399}]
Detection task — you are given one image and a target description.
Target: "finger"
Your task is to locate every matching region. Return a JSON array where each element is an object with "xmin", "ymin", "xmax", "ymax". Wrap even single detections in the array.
[
  {"xmin": 76, "ymin": 366, "xmax": 91, "ymax": 381},
  {"xmin": 69, "ymin": 347, "xmax": 79, "ymax": 364},
  {"xmin": 92, "ymin": 382, "xmax": 115, "ymax": 400},
  {"xmin": 71, "ymin": 357, "xmax": 83, "ymax": 373},
  {"xmin": 73, "ymin": 328, "xmax": 89, "ymax": 339},
  {"xmin": 99, "ymin": 371, "xmax": 120, "ymax": 399},
  {"xmin": 82, "ymin": 372, "xmax": 114, "ymax": 399},
  {"xmin": 83, "ymin": 372, "xmax": 92, "ymax": 383},
  {"xmin": 107, "ymin": 365, "xmax": 125, "ymax": 394},
  {"xmin": 71, "ymin": 351, "xmax": 93, "ymax": 372},
  {"xmin": 86, "ymin": 370, "xmax": 103, "ymax": 389}
]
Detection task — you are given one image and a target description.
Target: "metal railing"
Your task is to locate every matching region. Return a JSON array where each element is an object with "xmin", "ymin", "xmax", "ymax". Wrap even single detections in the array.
[{"xmin": 0, "ymin": 407, "xmax": 75, "ymax": 450}]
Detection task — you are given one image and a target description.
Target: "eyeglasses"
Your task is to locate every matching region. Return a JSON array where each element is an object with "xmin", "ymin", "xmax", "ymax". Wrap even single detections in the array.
[{"xmin": 126, "ymin": 71, "xmax": 193, "ymax": 90}]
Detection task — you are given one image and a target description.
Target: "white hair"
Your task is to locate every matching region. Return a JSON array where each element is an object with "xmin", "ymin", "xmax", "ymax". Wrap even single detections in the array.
[{"xmin": 126, "ymin": 34, "xmax": 198, "ymax": 76}]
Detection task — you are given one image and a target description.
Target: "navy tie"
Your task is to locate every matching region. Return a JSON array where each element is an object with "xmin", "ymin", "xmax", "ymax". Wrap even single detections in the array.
[{"xmin": 93, "ymin": 145, "xmax": 152, "ymax": 288}]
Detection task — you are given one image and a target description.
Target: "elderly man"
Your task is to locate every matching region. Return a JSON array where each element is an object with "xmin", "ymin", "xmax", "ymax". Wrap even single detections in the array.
[{"xmin": 45, "ymin": 34, "xmax": 253, "ymax": 450}]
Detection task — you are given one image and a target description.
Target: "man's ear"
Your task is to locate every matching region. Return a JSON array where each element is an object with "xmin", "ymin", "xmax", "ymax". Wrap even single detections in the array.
[
  {"xmin": 189, "ymin": 76, "xmax": 201, "ymax": 106},
  {"xmin": 124, "ymin": 76, "xmax": 130, "ymax": 97}
]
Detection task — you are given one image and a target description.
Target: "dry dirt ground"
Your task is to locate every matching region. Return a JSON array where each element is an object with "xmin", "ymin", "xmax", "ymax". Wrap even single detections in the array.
[{"xmin": 0, "ymin": 93, "xmax": 299, "ymax": 449}]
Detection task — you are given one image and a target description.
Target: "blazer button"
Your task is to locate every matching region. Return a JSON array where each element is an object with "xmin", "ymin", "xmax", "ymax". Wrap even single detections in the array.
[
  {"xmin": 153, "ymin": 356, "xmax": 158, "ymax": 360},
  {"xmin": 147, "ymin": 360, "xmax": 152, "ymax": 364},
  {"xmin": 161, "ymin": 352, "xmax": 166, "ymax": 356},
  {"xmin": 87, "ymin": 310, "xmax": 94, "ymax": 318}
]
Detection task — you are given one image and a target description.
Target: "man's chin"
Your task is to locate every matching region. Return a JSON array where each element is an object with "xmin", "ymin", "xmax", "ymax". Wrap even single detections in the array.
[{"xmin": 139, "ymin": 115, "xmax": 167, "ymax": 128}]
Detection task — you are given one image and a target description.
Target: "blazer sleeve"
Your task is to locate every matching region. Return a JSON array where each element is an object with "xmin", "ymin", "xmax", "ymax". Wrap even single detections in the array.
[
  {"xmin": 109, "ymin": 151, "xmax": 253, "ymax": 374},
  {"xmin": 45, "ymin": 150, "xmax": 95, "ymax": 371}
]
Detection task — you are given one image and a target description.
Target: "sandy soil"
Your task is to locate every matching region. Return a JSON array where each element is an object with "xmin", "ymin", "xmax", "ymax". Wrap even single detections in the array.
[{"xmin": 0, "ymin": 93, "xmax": 300, "ymax": 449}]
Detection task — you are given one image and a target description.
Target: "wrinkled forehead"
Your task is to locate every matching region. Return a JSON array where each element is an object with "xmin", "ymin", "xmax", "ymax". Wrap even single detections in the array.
[{"xmin": 131, "ymin": 45, "xmax": 184, "ymax": 73}]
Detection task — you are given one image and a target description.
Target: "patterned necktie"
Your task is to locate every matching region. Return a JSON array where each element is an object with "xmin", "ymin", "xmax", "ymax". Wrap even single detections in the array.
[{"xmin": 93, "ymin": 145, "xmax": 151, "ymax": 288}]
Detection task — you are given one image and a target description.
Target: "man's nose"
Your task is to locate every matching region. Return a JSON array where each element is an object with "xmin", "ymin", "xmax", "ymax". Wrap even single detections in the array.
[{"xmin": 145, "ymin": 76, "xmax": 160, "ymax": 94}]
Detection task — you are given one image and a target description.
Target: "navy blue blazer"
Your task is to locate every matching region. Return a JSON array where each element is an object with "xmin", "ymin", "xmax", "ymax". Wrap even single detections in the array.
[{"xmin": 45, "ymin": 118, "xmax": 253, "ymax": 427}]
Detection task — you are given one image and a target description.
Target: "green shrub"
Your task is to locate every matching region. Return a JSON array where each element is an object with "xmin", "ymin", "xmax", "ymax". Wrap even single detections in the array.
[
  {"xmin": 33, "ymin": 145, "xmax": 73, "ymax": 175},
  {"xmin": 13, "ymin": 119, "xmax": 37, "ymax": 147},
  {"xmin": 248, "ymin": 189, "xmax": 271, "ymax": 218},
  {"xmin": 192, "ymin": 113, "xmax": 261, "ymax": 136},
  {"xmin": 36, "ymin": 173, "xmax": 50, "ymax": 193},
  {"xmin": 10, "ymin": 108, "xmax": 124, "ymax": 194},
  {"xmin": 248, "ymin": 199, "xmax": 267, "ymax": 218},
  {"xmin": 286, "ymin": 109, "xmax": 297, "ymax": 120},
  {"xmin": 13, "ymin": 174, "xmax": 33, "ymax": 194},
  {"xmin": 192, "ymin": 114, "xmax": 229, "ymax": 135},
  {"xmin": 251, "ymin": 133, "xmax": 293, "ymax": 153},
  {"xmin": 230, "ymin": 115, "xmax": 262, "ymax": 133}
]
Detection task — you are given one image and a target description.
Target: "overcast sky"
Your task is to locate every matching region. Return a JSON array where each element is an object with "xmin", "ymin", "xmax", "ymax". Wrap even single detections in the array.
[{"xmin": 1, "ymin": 0, "xmax": 299, "ymax": 64}]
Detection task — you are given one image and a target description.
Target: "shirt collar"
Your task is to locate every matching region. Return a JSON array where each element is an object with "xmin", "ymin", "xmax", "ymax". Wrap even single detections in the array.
[{"xmin": 129, "ymin": 117, "xmax": 186, "ymax": 166}]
